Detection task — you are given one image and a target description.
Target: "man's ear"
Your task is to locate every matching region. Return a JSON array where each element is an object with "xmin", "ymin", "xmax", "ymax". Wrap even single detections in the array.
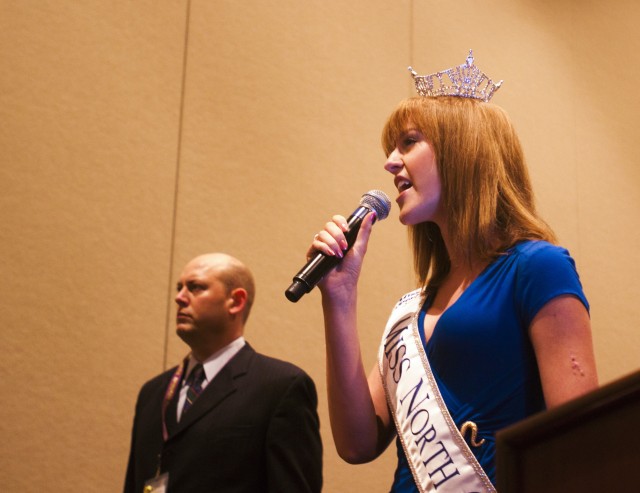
[{"xmin": 228, "ymin": 287, "xmax": 248, "ymax": 316}]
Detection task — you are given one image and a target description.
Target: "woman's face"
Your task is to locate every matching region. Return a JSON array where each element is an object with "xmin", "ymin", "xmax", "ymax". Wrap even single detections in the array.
[{"xmin": 384, "ymin": 127, "xmax": 443, "ymax": 226}]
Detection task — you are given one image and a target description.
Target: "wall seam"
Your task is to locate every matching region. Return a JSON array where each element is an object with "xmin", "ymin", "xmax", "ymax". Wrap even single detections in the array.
[{"xmin": 163, "ymin": 0, "xmax": 192, "ymax": 370}]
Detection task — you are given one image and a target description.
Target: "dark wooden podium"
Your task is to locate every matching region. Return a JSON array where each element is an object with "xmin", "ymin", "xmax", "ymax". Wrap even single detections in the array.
[{"xmin": 496, "ymin": 369, "xmax": 640, "ymax": 492}]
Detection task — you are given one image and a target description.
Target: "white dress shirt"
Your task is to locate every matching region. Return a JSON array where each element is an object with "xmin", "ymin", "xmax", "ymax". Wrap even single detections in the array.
[{"xmin": 176, "ymin": 336, "xmax": 246, "ymax": 421}]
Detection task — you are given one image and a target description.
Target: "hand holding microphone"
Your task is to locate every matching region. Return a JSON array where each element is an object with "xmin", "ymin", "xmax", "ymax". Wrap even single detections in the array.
[{"xmin": 285, "ymin": 190, "xmax": 391, "ymax": 302}]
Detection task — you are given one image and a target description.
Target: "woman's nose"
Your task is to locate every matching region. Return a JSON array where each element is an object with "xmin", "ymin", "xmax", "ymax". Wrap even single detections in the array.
[{"xmin": 384, "ymin": 149, "xmax": 403, "ymax": 174}]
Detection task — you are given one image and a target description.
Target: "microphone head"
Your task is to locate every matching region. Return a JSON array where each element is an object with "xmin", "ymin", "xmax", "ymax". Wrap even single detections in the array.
[{"xmin": 360, "ymin": 190, "xmax": 391, "ymax": 221}]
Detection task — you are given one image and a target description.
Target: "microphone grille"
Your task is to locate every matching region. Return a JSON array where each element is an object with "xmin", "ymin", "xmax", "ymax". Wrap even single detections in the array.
[{"xmin": 360, "ymin": 190, "xmax": 391, "ymax": 221}]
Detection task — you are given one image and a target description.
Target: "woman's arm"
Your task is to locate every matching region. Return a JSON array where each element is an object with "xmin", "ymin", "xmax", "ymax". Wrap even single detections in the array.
[
  {"xmin": 529, "ymin": 294, "xmax": 598, "ymax": 408},
  {"xmin": 312, "ymin": 212, "xmax": 394, "ymax": 463}
]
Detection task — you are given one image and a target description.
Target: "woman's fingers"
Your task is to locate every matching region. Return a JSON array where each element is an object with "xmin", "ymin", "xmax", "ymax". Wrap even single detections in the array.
[{"xmin": 307, "ymin": 215, "xmax": 349, "ymax": 259}]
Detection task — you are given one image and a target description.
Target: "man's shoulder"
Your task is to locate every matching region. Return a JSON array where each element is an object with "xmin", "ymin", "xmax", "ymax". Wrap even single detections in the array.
[
  {"xmin": 236, "ymin": 345, "xmax": 314, "ymax": 388},
  {"xmin": 138, "ymin": 365, "xmax": 179, "ymax": 391},
  {"xmin": 249, "ymin": 348, "xmax": 309, "ymax": 377},
  {"xmin": 245, "ymin": 351, "xmax": 319, "ymax": 406}
]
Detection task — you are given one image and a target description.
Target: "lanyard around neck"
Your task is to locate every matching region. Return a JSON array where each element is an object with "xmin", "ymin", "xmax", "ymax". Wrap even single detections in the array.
[{"xmin": 161, "ymin": 355, "xmax": 189, "ymax": 441}]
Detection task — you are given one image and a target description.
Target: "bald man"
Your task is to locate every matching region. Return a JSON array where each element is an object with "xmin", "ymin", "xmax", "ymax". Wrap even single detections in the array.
[{"xmin": 124, "ymin": 253, "xmax": 322, "ymax": 493}]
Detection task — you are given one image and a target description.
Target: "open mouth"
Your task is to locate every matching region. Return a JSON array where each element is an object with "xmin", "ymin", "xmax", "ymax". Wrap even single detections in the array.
[{"xmin": 396, "ymin": 178, "xmax": 412, "ymax": 193}]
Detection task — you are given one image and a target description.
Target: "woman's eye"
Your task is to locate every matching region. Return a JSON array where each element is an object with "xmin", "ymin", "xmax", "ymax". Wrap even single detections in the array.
[{"xmin": 402, "ymin": 138, "xmax": 416, "ymax": 147}]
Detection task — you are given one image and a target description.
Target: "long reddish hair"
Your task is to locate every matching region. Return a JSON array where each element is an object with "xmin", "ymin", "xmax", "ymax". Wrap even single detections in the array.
[{"xmin": 381, "ymin": 96, "xmax": 556, "ymax": 294}]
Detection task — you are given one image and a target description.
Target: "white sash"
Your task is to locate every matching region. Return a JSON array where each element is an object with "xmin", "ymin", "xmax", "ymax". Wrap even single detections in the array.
[{"xmin": 378, "ymin": 289, "xmax": 496, "ymax": 493}]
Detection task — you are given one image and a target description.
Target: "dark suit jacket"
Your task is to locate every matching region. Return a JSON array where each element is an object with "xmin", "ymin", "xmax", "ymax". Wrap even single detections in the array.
[{"xmin": 124, "ymin": 343, "xmax": 323, "ymax": 492}]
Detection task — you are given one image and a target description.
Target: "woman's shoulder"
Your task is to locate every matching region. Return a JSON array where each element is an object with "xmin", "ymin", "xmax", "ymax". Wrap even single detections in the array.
[
  {"xmin": 508, "ymin": 240, "xmax": 575, "ymax": 267},
  {"xmin": 396, "ymin": 288, "xmax": 423, "ymax": 304},
  {"xmin": 506, "ymin": 241, "xmax": 588, "ymax": 319},
  {"xmin": 389, "ymin": 288, "xmax": 424, "ymax": 315},
  {"xmin": 509, "ymin": 239, "xmax": 565, "ymax": 255}
]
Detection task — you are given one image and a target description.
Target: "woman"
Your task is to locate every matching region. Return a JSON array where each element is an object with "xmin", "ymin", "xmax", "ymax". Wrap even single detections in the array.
[{"xmin": 309, "ymin": 56, "xmax": 598, "ymax": 492}]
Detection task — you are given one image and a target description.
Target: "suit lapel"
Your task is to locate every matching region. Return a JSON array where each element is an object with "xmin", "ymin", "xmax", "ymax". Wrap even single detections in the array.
[{"xmin": 168, "ymin": 344, "xmax": 254, "ymax": 438}]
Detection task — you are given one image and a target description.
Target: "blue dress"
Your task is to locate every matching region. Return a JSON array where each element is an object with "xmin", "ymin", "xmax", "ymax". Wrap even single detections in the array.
[{"xmin": 389, "ymin": 240, "xmax": 589, "ymax": 491}]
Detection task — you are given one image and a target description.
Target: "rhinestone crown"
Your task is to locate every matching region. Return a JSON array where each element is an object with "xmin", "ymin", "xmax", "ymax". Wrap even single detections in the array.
[{"xmin": 408, "ymin": 50, "xmax": 502, "ymax": 102}]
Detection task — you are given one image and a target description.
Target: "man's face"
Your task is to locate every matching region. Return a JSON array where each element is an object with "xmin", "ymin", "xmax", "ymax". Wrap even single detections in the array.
[{"xmin": 174, "ymin": 258, "xmax": 230, "ymax": 343}]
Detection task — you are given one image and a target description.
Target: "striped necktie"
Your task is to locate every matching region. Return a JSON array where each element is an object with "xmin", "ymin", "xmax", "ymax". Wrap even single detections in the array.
[{"xmin": 182, "ymin": 363, "xmax": 205, "ymax": 416}]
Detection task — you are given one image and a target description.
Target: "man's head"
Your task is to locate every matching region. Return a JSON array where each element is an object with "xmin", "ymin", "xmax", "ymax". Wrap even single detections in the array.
[{"xmin": 174, "ymin": 253, "xmax": 255, "ymax": 359}]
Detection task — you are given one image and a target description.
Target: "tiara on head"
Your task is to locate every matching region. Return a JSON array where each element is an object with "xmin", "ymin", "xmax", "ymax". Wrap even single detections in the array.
[{"xmin": 408, "ymin": 50, "xmax": 503, "ymax": 102}]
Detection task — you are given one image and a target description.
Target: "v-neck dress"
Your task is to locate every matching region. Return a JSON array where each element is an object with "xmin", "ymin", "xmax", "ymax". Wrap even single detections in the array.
[{"xmin": 389, "ymin": 240, "xmax": 589, "ymax": 491}]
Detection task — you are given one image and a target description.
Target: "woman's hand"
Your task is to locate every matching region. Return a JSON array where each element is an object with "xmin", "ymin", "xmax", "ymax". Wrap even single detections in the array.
[{"xmin": 306, "ymin": 211, "xmax": 377, "ymax": 300}]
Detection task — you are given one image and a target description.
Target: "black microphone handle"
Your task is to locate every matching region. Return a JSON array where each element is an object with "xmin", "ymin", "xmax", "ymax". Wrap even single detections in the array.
[{"xmin": 284, "ymin": 205, "xmax": 372, "ymax": 302}]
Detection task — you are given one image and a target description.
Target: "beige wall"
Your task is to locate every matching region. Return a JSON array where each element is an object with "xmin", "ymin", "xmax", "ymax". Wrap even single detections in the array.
[{"xmin": 1, "ymin": 1, "xmax": 638, "ymax": 491}]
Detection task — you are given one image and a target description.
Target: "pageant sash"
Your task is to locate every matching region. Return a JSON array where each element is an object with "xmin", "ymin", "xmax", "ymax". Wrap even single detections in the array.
[{"xmin": 378, "ymin": 290, "xmax": 495, "ymax": 493}]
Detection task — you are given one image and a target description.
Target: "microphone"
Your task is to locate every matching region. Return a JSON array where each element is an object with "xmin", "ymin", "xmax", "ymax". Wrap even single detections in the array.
[{"xmin": 285, "ymin": 190, "xmax": 391, "ymax": 303}]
